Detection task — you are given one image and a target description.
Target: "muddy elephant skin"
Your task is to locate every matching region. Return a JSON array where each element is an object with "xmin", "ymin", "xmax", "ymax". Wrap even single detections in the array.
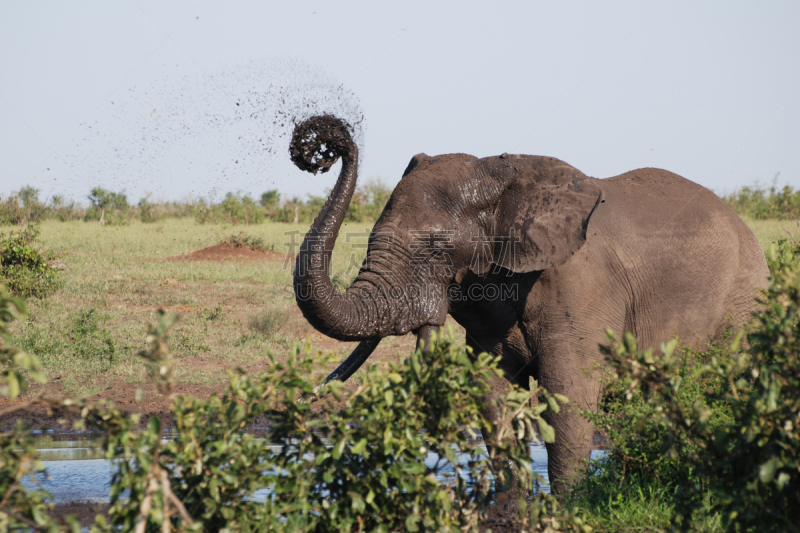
[{"xmin": 289, "ymin": 115, "xmax": 769, "ymax": 492}]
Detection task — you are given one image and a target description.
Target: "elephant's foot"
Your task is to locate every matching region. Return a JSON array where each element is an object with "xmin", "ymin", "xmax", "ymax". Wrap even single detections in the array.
[
  {"xmin": 545, "ymin": 441, "xmax": 593, "ymax": 494},
  {"xmin": 487, "ymin": 455, "xmax": 531, "ymax": 516},
  {"xmin": 484, "ymin": 468, "xmax": 532, "ymax": 531},
  {"xmin": 541, "ymin": 404, "xmax": 597, "ymax": 493}
]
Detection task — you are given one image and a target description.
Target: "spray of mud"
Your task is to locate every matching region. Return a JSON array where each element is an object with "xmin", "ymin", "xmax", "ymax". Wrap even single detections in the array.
[{"xmin": 35, "ymin": 58, "xmax": 364, "ymax": 203}]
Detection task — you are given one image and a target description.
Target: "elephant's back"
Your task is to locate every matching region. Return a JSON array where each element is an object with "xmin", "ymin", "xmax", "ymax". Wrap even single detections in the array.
[
  {"xmin": 599, "ymin": 168, "xmax": 725, "ymax": 219},
  {"xmin": 593, "ymin": 168, "xmax": 750, "ymax": 243},
  {"xmin": 580, "ymin": 168, "xmax": 768, "ymax": 345}
]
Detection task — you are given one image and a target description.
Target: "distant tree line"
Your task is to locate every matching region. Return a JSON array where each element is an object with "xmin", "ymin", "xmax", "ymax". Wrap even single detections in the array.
[
  {"xmin": 0, "ymin": 179, "xmax": 392, "ymax": 226},
  {"xmin": 2, "ymin": 178, "xmax": 797, "ymax": 226},
  {"xmin": 720, "ymin": 175, "xmax": 800, "ymax": 220}
]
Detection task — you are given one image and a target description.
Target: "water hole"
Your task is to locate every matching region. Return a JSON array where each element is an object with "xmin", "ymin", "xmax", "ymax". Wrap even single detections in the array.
[{"xmin": 23, "ymin": 432, "xmax": 606, "ymax": 504}]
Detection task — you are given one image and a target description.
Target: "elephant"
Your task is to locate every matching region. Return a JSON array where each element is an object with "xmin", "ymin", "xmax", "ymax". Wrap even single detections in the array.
[{"xmin": 288, "ymin": 114, "xmax": 769, "ymax": 493}]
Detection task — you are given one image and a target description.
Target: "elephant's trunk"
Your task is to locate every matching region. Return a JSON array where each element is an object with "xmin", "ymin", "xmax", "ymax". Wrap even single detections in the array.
[{"xmin": 291, "ymin": 115, "xmax": 411, "ymax": 341}]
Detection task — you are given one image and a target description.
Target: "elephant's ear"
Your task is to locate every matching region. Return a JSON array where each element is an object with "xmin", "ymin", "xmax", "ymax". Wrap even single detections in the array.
[
  {"xmin": 402, "ymin": 153, "xmax": 430, "ymax": 177},
  {"xmin": 481, "ymin": 159, "xmax": 604, "ymax": 274}
]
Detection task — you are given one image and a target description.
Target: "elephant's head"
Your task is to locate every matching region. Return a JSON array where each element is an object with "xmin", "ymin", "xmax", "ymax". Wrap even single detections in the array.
[{"xmin": 290, "ymin": 115, "xmax": 604, "ymax": 383}]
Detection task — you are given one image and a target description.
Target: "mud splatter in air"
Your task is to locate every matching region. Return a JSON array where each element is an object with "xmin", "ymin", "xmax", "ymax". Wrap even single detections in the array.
[{"xmin": 33, "ymin": 57, "xmax": 364, "ymax": 202}]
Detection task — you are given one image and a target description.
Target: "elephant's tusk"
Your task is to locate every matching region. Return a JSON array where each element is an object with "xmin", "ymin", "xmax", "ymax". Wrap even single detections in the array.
[
  {"xmin": 306, "ymin": 327, "xmax": 438, "ymax": 403},
  {"xmin": 416, "ymin": 325, "xmax": 441, "ymax": 352},
  {"xmin": 320, "ymin": 337, "xmax": 382, "ymax": 388},
  {"xmin": 302, "ymin": 338, "xmax": 382, "ymax": 403}
]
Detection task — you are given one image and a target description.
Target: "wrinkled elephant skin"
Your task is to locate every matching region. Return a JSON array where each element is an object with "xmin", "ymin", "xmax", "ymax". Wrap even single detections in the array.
[{"xmin": 289, "ymin": 115, "xmax": 769, "ymax": 493}]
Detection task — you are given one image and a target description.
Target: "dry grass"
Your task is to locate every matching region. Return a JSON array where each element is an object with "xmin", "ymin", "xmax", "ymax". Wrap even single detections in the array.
[
  {"xmin": 745, "ymin": 218, "xmax": 800, "ymax": 249},
  {"xmin": 3, "ymin": 218, "xmax": 424, "ymax": 396}
]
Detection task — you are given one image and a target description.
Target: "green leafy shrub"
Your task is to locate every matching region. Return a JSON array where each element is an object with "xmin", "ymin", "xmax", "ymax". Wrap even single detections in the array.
[
  {"xmin": 84, "ymin": 187, "xmax": 130, "ymax": 225},
  {"xmin": 271, "ymin": 195, "xmax": 323, "ymax": 224},
  {"xmin": 0, "ymin": 297, "xmax": 134, "ymax": 531},
  {"xmin": 69, "ymin": 309, "xmax": 118, "ymax": 367},
  {"xmin": 588, "ymin": 331, "xmax": 737, "ymax": 481},
  {"xmin": 2, "ymin": 179, "xmax": 394, "ymax": 227},
  {"xmin": 259, "ymin": 189, "xmax": 281, "ymax": 213},
  {"xmin": 195, "ymin": 192, "xmax": 266, "ymax": 225},
  {"xmin": 0, "ymin": 186, "xmax": 49, "ymax": 226},
  {"xmin": 2, "ymin": 307, "xmax": 591, "ymax": 532},
  {"xmin": 107, "ymin": 327, "xmax": 585, "ymax": 532},
  {"xmin": 0, "ymin": 225, "xmax": 62, "ymax": 298},
  {"xmin": 0, "ymin": 285, "xmax": 44, "ymax": 400},
  {"xmin": 48, "ymin": 194, "xmax": 84, "ymax": 222},
  {"xmin": 270, "ymin": 179, "xmax": 392, "ymax": 224},
  {"xmin": 223, "ymin": 231, "xmax": 270, "ymax": 252},
  {"xmin": 0, "ymin": 284, "xmax": 53, "ymax": 531},
  {"xmin": 138, "ymin": 193, "xmax": 164, "ymax": 223},
  {"xmin": 722, "ymin": 178, "xmax": 800, "ymax": 220},
  {"xmin": 0, "ymin": 196, "xmax": 26, "ymax": 225},
  {"xmin": 567, "ymin": 330, "xmax": 738, "ymax": 531},
  {"xmin": 594, "ymin": 246, "xmax": 800, "ymax": 531},
  {"xmin": 772, "ymin": 236, "xmax": 800, "ymax": 269},
  {"xmin": 345, "ymin": 178, "xmax": 393, "ymax": 223}
]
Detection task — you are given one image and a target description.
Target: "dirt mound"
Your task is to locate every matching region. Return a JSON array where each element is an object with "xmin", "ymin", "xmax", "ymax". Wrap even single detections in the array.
[{"xmin": 170, "ymin": 242, "xmax": 288, "ymax": 263}]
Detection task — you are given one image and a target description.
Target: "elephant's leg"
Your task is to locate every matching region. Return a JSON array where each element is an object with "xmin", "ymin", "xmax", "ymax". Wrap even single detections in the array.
[
  {"xmin": 543, "ymin": 408, "xmax": 595, "ymax": 493},
  {"xmin": 480, "ymin": 370, "xmax": 525, "ymax": 511},
  {"xmin": 538, "ymin": 348, "xmax": 602, "ymax": 493},
  {"xmin": 466, "ymin": 331, "xmax": 532, "ymax": 509}
]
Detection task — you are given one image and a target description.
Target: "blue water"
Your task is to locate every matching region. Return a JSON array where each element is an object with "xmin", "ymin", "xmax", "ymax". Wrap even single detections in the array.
[
  {"xmin": 24, "ymin": 443, "xmax": 606, "ymax": 504},
  {"xmin": 26, "ymin": 460, "xmax": 114, "ymax": 503}
]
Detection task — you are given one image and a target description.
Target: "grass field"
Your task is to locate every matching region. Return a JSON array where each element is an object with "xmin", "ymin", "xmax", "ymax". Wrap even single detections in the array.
[
  {"xmin": 1, "ymin": 219, "xmax": 427, "ymax": 412},
  {"xmin": 744, "ymin": 217, "xmax": 800, "ymax": 248},
  {"xmin": 0, "ymin": 216, "xmax": 793, "ymax": 413}
]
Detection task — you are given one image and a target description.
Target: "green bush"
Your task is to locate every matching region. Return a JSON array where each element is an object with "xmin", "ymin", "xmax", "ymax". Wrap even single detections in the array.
[
  {"xmin": 195, "ymin": 192, "xmax": 266, "ymax": 225},
  {"xmin": 259, "ymin": 189, "xmax": 281, "ymax": 213},
  {"xmin": 0, "ymin": 225, "xmax": 62, "ymax": 299},
  {"xmin": 567, "ymin": 334, "xmax": 737, "ymax": 530},
  {"xmin": 345, "ymin": 178, "xmax": 392, "ymax": 223},
  {"xmin": 3, "ymin": 179, "xmax": 394, "ymax": 227},
  {"xmin": 110, "ymin": 326, "xmax": 584, "ymax": 532},
  {"xmin": 84, "ymin": 187, "xmax": 130, "ymax": 225},
  {"xmin": 0, "ymin": 285, "xmax": 53, "ymax": 531},
  {"xmin": 68, "ymin": 309, "xmax": 118, "ymax": 366},
  {"xmin": 567, "ymin": 334, "xmax": 730, "ymax": 530},
  {"xmin": 0, "ymin": 196, "xmax": 26, "ymax": 226},
  {"xmin": 1, "ymin": 307, "xmax": 592, "ymax": 532},
  {"xmin": 223, "ymin": 231, "xmax": 270, "ymax": 252},
  {"xmin": 138, "ymin": 194, "xmax": 164, "ymax": 223},
  {"xmin": 269, "ymin": 179, "xmax": 392, "ymax": 225},
  {"xmin": 49, "ymin": 195, "xmax": 83, "ymax": 222},
  {"xmin": 722, "ymin": 178, "xmax": 800, "ymax": 220},
  {"xmin": 0, "ymin": 285, "xmax": 44, "ymax": 401},
  {"xmin": 271, "ymin": 194, "xmax": 324, "ymax": 224},
  {"xmin": 0, "ymin": 186, "xmax": 49, "ymax": 225},
  {"xmin": 593, "ymin": 244, "xmax": 800, "ymax": 531}
]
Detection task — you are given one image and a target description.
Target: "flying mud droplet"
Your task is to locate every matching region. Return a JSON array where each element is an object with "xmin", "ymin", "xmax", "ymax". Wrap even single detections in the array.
[{"xmin": 30, "ymin": 57, "xmax": 364, "ymax": 202}]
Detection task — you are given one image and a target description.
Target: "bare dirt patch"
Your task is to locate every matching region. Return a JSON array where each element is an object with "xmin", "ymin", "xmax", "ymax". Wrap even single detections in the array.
[
  {"xmin": 168, "ymin": 242, "xmax": 287, "ymax": 263},
  {"xmin": 0, "ymin": 310, "xmax": 420, "ymax": 431},
  {"xmin": 0, "ymin": 382, "xmax": 220, "ymax": 432}
]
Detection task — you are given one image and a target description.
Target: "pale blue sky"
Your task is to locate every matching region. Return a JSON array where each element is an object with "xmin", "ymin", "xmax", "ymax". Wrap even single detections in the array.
[{"xmin": 1, "ymin": 1, "xmax": 798, "ymax": 205}]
